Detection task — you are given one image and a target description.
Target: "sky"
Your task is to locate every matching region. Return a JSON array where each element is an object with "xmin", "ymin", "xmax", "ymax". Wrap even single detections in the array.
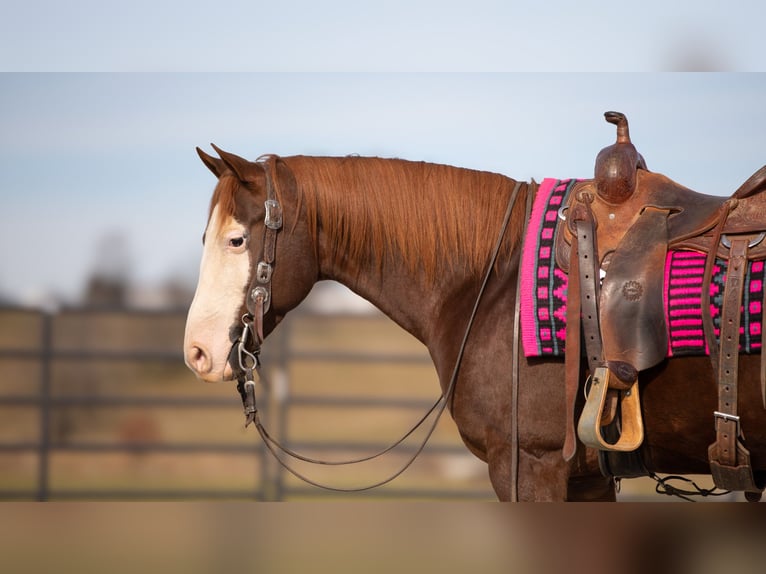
[
  {"xmin": 2, "ymin": 73, "xmax": 766, "ymax": 307},
  {"xmin": 0, "ymin": 1, "xmax": 763, "ymax": 71},
  {"xmin": 0, "ymin": 1, "xmax": 765, "ymax": 307}
]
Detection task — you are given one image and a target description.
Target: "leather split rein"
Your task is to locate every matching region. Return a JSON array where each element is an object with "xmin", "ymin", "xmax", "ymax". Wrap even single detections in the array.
[{"xmin": 232, "ymin": 158, "xmax": 529, "ymax": 493}]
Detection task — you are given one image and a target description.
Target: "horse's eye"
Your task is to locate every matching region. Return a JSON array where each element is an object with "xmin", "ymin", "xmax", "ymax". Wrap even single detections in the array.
[{"xmin": 229, "ymin": 237, "xmax": 245, "ymax": 248}]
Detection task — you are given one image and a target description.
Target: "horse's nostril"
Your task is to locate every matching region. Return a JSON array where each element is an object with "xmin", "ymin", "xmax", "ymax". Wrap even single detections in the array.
[{"xmin": 187, "ymin": 345, "xmax": 212, "ymax": 375}]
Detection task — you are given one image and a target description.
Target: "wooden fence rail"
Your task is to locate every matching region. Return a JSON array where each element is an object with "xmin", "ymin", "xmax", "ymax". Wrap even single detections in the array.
[{"xmin": 0, "ymin": 305, "xmax": 495, "ymax": 500}]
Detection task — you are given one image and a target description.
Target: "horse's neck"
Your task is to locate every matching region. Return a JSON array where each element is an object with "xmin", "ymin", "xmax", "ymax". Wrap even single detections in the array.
[
  {"xmin": 316, "ymin": 237, "xmax": 471, "ymax": 348},
  {"xmin": 300, "ymin": 156, "xmax": 525, "ymax": 355}
]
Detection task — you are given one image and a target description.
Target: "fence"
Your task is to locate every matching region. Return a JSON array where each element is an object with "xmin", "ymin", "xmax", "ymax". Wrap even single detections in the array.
[{"xmin": 0, "ymin": 304, "xmax": 495, "ymax": 500}]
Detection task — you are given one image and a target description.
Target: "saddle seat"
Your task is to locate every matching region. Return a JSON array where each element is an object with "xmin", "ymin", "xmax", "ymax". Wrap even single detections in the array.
[{"xmin": 556, "ymin": 112, "xmax": 766, "ymax": 498}]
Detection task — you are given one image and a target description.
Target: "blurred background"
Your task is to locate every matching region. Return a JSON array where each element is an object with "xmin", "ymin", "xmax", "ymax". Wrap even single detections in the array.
[{"xmin": 1, "ymin": 0, "xmax": 764, "ymax": 72}]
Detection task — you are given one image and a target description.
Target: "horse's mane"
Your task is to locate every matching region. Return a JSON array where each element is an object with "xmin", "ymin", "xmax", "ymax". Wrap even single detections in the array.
[{"xmin": 281, "ymin": 156, "xmax": 527, "ymax": 283}]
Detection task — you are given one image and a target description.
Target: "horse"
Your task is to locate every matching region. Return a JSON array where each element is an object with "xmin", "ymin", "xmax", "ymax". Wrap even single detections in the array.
[{"xmin": 183, "ymin": 146, "xmax": 766, "ymax": 501}]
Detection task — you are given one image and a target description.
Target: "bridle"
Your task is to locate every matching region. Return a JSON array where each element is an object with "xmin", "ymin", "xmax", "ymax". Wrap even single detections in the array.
[
  {"xmin": 235, "ymin": 155, "xmax": 282, "ymax": 426},
  {"xmin": 233, "ymin": 156, "xmax": 531, "ymax": 494},
  {"xmin": 246, "ymin": 155, "xmax": 283, "ymax": 349}
]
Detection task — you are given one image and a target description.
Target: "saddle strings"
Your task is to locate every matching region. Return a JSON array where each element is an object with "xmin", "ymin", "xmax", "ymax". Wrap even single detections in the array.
[{"xmin": 240, "ymin": 180, "xmax": 527, "ymax": 493}]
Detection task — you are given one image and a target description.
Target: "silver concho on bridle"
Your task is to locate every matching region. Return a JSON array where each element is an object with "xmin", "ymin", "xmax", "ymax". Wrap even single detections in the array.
[{"xmin": 249, "ymin": 198, "xmax": 283, "ymax": 315}]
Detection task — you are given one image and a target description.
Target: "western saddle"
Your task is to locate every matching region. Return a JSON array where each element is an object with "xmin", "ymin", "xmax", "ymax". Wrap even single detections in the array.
[{"xmin": 557, "ymin": 111, "xmax": 766, "ymax": 498}]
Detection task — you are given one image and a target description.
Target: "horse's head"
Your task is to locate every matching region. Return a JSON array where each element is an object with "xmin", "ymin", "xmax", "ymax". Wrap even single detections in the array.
[{"xmin": 184, "ymin": 147, "xmax": 318, "ymax": 382}]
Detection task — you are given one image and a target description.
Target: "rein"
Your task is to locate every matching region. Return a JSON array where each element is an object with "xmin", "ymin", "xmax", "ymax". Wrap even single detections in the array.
[{"xmin": 235, "ymin": 167, "xmax": 528, "ymax": 492}]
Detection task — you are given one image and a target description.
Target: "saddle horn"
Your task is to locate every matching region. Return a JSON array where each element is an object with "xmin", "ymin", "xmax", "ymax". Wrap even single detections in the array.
[{"xmin": 594, "ymin": 111, "xmax": 647, "ymax": 204}]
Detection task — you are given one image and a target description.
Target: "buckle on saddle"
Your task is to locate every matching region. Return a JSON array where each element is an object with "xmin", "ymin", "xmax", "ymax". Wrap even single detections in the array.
[
  {"xmin": 713, "ymin": 411, "xmax": 741, "ymax": 434},
  {"xmin": 720, "ymin": 232, "xmax": 765, "ymax": 249}
]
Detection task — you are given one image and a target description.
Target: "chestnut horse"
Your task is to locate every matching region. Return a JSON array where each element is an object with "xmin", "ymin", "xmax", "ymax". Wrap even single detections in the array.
[{"xmin": 183, "ymin": 147, "xmax": 766, "ymax": 501}]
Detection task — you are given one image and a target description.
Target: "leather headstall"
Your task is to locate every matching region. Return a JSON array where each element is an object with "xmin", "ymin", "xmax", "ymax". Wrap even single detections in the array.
[
  {"xmin": 234, "ymin": 156, "xmax": 284, "ymax": 428},
  {"xmin": 248, "ymin": 156, "xmax": 283, "ymax": 348}
]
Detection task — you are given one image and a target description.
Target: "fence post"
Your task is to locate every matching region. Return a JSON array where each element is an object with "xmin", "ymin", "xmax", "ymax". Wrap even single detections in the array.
[
  {"xmin": 272, "ymin": 315, "xmax": 292, "ymax": 501},
  {"xmin": 36, "ymin": 311, "xmax": 52, "ymax": 501}
]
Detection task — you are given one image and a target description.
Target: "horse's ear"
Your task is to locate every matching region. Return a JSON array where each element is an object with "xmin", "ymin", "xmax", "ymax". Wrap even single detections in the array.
[
  {"xmin": 211, "ymin": 144, "xmax": 260, "ymax": 183},
  {"xmin": 197, "ymin": 146, "xmax": 227, "ymax": 178}
]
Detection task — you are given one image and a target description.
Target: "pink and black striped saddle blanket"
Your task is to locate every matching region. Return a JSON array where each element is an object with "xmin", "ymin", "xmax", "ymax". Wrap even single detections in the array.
[{"xmin": 520, "ymin": 179, "xmax": 765, "ymax": 358}]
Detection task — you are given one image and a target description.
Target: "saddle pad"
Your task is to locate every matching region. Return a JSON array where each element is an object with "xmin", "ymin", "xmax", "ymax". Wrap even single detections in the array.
[{"xmin": 520, "ymin": 179, "xmax": 766, "ymax": 358}]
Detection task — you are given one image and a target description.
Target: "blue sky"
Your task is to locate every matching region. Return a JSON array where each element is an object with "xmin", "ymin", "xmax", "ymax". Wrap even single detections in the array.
[
  {"xmin": 2, "ymin": 73, "xmax": 766, "ymax": 306},
  {"xmin": 0, "ymin": 1, "xmax": 763, "ymax": 71}
]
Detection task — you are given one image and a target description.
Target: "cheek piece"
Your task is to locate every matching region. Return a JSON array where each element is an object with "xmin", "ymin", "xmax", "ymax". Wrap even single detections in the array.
[{"xmin": 235, "ymin": 159, "xmax": 283, "ymax": 428}]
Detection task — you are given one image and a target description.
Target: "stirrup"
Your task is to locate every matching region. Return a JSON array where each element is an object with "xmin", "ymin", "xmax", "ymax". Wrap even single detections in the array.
[{"xmin": 577, "ymin": 367, "xmax": 644, "ymax": 452}]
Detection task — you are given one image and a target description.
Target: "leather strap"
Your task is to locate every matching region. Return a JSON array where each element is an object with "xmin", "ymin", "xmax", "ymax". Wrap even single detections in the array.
[
  {"xmin": 574, "ymin": 208, "xmax": 603, "ymax": 373},
  {"xmin": 510, "ymin": 182, "xmax": 535, "ymax": 498},
  {"xmin": 563, "ymin": 197, "xmax": 604, "ymax": 461},
  {"xmin": 562, "ymin": 233, "xmax": 581, "ymax": 462},
  {"xmin": 707, "ymin": 235, "xmax": 761, "ymax": 493},
  {"xmin": 701, "ymin": 203, "xmax": 733, "ymax": 369},
  {"xmin": 247, "ymin": 156, "xmax": 284, "ymax": 349},
  {"xmin": 715, "ymin": 237, "xmax": 748, "ymax": 466}
]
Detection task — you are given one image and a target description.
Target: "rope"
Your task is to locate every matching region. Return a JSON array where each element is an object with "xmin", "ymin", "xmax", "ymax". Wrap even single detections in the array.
[{"xmin": 649, "ymin": 472, "xmax": 731, "ymax": 502}]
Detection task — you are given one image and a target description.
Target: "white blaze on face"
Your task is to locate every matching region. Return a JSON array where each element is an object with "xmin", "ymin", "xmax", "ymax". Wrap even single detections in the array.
[{"xmin": 184, "ymin": 204, "xmax": 251, "ymax": 382}]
